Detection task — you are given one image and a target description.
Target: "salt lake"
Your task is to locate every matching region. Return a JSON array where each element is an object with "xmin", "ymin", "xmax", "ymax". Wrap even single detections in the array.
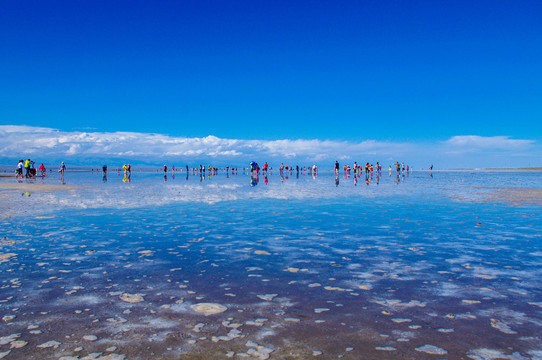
[{"xmin": 1, "ymin": 169, "xmax": 541, "ymax": 359}]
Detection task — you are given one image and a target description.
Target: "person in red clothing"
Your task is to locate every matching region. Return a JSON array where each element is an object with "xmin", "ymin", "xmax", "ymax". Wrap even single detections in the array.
[{"xmin": 38, "ymin": 163, "xmax": 46, "ymax": 176}]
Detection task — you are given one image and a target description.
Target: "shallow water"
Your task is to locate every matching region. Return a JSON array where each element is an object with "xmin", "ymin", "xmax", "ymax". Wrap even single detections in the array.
[{"xmin": 1, "ymin": 170, "xmax": 541, "ymax": 359}]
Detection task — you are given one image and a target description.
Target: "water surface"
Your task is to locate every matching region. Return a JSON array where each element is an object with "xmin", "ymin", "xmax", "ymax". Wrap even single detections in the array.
[{"xmin": 1, "ymin": 170, "xmax": 541, "ymax": 359}]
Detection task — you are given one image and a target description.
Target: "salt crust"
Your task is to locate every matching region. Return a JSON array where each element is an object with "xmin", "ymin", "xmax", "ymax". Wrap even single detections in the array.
[{"xmin": 190, "ymin": 303, "xmax": 227, "ymax": 316}]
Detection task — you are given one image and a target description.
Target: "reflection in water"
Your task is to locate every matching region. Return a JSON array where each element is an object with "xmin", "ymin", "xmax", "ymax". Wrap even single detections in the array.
[
  {"xmin": 1, "ymin": 171, "xmax": 540, "ymax": 360},
  {"xmin": 7, "ymin": 170, "xmax": 533, "ymax": 214},
  {"xmin": 250, "ymin": 174, "xmax": 259, "ymax": 186}
]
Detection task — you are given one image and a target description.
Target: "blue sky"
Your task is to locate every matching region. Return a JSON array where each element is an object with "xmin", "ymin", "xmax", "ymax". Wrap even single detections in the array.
[{"xmin": 1, "ymin": 1, "xmax": 541, "ymax": 167}]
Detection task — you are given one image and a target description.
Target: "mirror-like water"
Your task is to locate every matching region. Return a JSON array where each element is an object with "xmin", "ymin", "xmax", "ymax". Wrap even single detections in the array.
[{"xmin": 1, "ymin": 170, "xmax": 541, "ymax": 359}]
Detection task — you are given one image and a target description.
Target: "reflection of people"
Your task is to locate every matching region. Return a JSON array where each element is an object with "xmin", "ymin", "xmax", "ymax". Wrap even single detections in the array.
[
  {"xmin": 250, "ymin": 174, "xmax": 259, "ymax": 186},
  {"xmin": 335, "ymin": 174, "xmax": 339, "ymax": 187}
]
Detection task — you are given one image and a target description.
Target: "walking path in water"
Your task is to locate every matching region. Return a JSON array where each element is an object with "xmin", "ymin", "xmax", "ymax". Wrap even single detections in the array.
[{"xmin": 1, "ymin": 170, "xmax": 541, "ymax": 359}]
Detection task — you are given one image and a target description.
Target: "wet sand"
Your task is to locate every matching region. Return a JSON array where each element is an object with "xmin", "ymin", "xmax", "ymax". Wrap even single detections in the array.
[
  {"xmin": 476, "ymin": 187, "xmax": 542, "ymax": 205},
  {"xmin": 0, "ymin": 182, "xmax": 83, "ymax": 192},
  {"xmin": 447, "ymin": 186, "xmax": 542, "ymax": 206}
]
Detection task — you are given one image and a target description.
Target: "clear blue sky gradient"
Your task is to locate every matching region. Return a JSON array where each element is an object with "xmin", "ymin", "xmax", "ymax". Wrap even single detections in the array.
[{"xmin": 1, "ymin": 0, "xmax": 541, "ymax": 142}]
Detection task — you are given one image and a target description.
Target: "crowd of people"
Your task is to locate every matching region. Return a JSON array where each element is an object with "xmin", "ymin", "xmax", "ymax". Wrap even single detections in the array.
[
  {"xmin": 15, "ymin": 159, "xmax": 48, "ymax": 178},
  {"xmin": 13, "ymin": 160, "xmax": 432, "ymax": 184}
]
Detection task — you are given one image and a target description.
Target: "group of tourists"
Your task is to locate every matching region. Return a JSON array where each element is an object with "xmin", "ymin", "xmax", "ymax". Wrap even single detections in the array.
[
  {"xmin": 276, "ymin": 164, "xmax": 317, "ymax": 175},
  {"xmin": 13, "ymin": 160, "xmax": 429, "ymax": 183},
  {"xmin": 392, "ymin": 162, "xmax": 412, "ymax": 175},
  {"xmin": 15, "ymin": 159, "xmax": 47, "ymax": 178},
  {"xmin": 335, "ymin": 161, "xmax": 383, "ymax": 176},
  {"xmin": 161, "ymin": 165, "xmax": 242, "ymax": 176},
  {"xmin": 14, "ymin": 160, "xmax": 69, "ymax": 179},
  {"xmin": 122, "ymin": 164, "xmax": 132, "ymax": 175}
]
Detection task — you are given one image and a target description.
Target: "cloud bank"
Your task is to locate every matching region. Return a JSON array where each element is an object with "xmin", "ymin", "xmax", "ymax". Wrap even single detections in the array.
[
  {"xmin": 444, "ymin": 135, "xmax": 534, "ymax": 152},
  {"xmin": 0, "ymin": 126, "xmax": 539, "ymax": 168}
]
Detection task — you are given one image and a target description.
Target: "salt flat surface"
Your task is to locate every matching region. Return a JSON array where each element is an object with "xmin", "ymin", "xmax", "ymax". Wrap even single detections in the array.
[{"xmin": 0, "ymin": 170, "xmax": 541, "ymax": 359}]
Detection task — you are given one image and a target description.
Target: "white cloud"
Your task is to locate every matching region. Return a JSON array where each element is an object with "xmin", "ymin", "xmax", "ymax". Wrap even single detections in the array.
[
  {"xmin": 444, "ymin": 135, "xmax": 534, "ymax": 151},
  {"xmin": 0, "ymin": 125, "xmax": 410, "ymax": 163},
  {"xmin": 0, "ymin": 125, "xmax": 539, "ymax": 168}
]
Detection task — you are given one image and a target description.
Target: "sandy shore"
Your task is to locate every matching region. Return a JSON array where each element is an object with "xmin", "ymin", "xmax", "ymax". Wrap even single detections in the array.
[
  {"xmin": 0, "ymin": 182, "xmax": 83, "ymax": 192},
  {"xmin": 448, "ymin": 186, "xmax": 542, "ymax": 206},
  {"xmin": 484, "ymin": 187, "xmax": 542, "ymax": 205}
]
